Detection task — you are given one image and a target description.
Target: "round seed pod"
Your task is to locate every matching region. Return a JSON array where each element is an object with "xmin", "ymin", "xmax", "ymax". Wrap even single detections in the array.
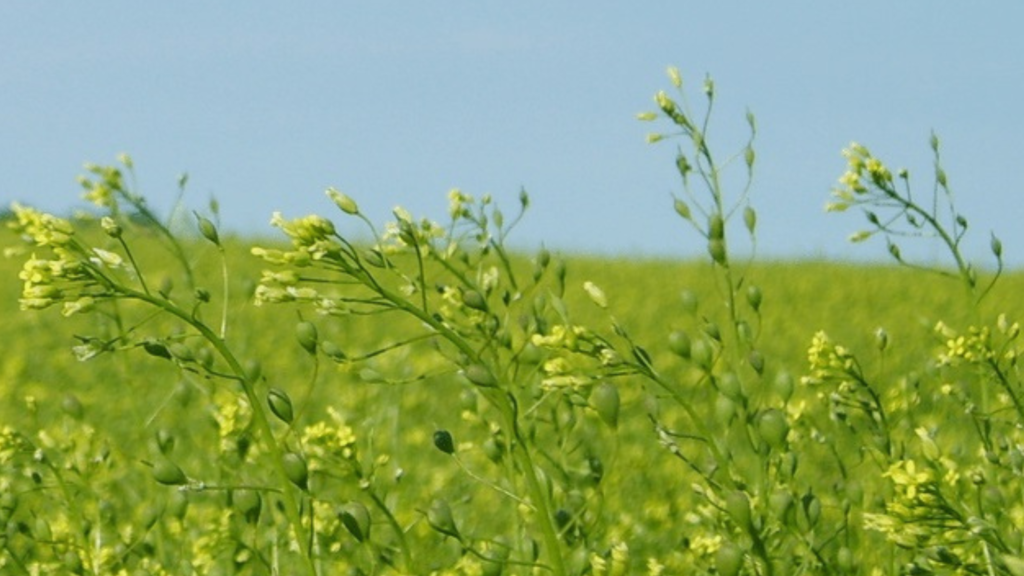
[
  {"xmin": 725, "ymin": 490, "xmax": 752, "ymax": 531},
  {"xmin": 426, "ymin": 499, "xmax": 460, "ymax": 540},
  {"xmin": 433, "ymin": 430, "xmax": 455, "ymax": 455},
  {"xmin": 168, "ymin": 342, "xmax": 194, "ymax": 363},
  {"xmin": 167, "ymin": 491, "xmax": 189, "ymax": 521},
  {"xmin": 703, "ymin": 321, "xmax": 722, "ymax": 342},
  {"xmin": 714, "ymin": 394, "xmax": 737, "ymax": 422},
  {"xmin": 769, "ymin": 489, "xmax": 794, "ymax": 524},
  {"xmin": 757, "ymin": 408, "xmax": 789, "ymax": 450},
  {"xmin": 746, "ymin": 284, "xmax": 762, "ymax": 312},
  {"xmin": 267, "ymin": 388, "xmax": 294, "ymax": 424},
  {"xmin": 152, "ymin": 458, "xmax": 187, "ymax": 486},
  {"xmin": 716, "ymin": 542, "xmax": 744, "ymax": 576},
  {"xmin": 155, "ymin": 429, "xmax": 175, "ymax": 454},
  {"xmin": 590, "ymin": 382, "xmax": 620, "ymax": 429},
  {"xmin": 667, "ymin": 330, "xmax": 691, "ymax": 359},
  {"xmin": 463, "ymin": 364, "xmax": 497, "ymax": 388},
  {"xmin": 321, "ymin": 340, "xmax": 347, "ymax": 363},
  {"xmin": 774, "ymin": 372, "xmax": 794, "ymax": 402},
  {"xmin": 674, "ymin": 198, "xmax": 692, "ymax": 220},
  {"xmin": 233, "ymin": 489, "xmax": 262, "ymax": 524},
  {"xmin": 282, "ymin": 452, "xmax": 309, "ymax": 491},
  {"xmin": 483, "ymin": 437, "xmax": 504, "ymax": 463},
  {"xmin": 743, "ymin": 206, "xmax": 757, "ymax": 234},
  {"xmin": 718, "ymin": 372, "xmax": 743, "ymax": 400},
  {"xmin": 691, "ymin": 338, "xmax": 713, "ymax": 370},
  {"xmin": 708, "ymin": 214, "xmax": 725, "ymax": 240},
  {"xmin": 708, "ymin": 239, "xmax": 728, "ymax": 266},
  {"xmin": 196, "ymin": 214, "xmax": 220, "ymax": 246},
  {"xmin": 296, "ymin": 321, "xmax": 318, "ymax": 356},
  {"xmin": 61, "ymin": 394, "xmax": 84, "ymax": 419},
  {"xmin": 748, "ymin": 350, "xmax": 765, "ymax": 376},
  {"xmin": 462, "ymin": 290, "xmax": 488, "ymax": 312},
  {"xmin": 244, "ymin": 359, "xmax": 262, "ymax": 383},
  {"xmin": 680, "ymin": 290, "xmax": 699, "ymax": 314},
  {"xmin": 339, "ymin": 501, "xmax": 371, "ymax": 542}
]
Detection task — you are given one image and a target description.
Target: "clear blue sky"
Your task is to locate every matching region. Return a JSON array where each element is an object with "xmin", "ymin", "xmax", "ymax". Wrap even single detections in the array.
[{"xmin": 3, "ymin": 2, "xmax": 1022, "ymax": 267}]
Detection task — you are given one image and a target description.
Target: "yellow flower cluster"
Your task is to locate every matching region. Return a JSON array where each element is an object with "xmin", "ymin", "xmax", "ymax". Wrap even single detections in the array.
[
  {"xmin": 804, "ymin": 331, "xmax": 857, "ymax": 382},
  {"xmin": 935, "ymin": 322, "xmax": 996, "ymax": 365},
  {"xmin": 301, "ymin": 407, "xmax": 358, "ymax": 472},
  {"xmin": 828, "ymin": 142, "xmax": 896, "ymax": 213}
]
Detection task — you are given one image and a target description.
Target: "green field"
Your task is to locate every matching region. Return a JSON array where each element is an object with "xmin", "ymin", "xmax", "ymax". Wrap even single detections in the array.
[{"xmin": 3, "ymin": 212, "xmax": 1023, "ymax": 575}]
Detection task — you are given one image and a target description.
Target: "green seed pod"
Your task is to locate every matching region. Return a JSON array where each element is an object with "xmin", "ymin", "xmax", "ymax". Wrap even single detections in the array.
[
  {"xmin": 155, "ymin": 428, "xmax": 175, "ymax": 454},
  {"xmin": 464, "ymin": 364, "xmax": 498, "ymax": 388},
  {"xmin": 716, "ymin": 542, "xmax": 744, "ymax": 576},
  {"xmin": 61, "ymin": 394, "xmax": 84, "ymax": 419},
  {"xmin": 321, "ymin": 340, "xmax": 347, "ymax": 363},
  {"xmin": 774, "ymin": 372, "xmax": 794, "ymax": 402},
  {"xmin": 837, "ymin": 546, "xmax": 854, "ymax": 572},
  {"xmin": 680, "ymin": 289, "xmax": 699, "ymax": 314},
  {"xmin": 708, "ymin": 239, "xmax": 728, "ymax": 265},
  {"xmin": 195, "ymin": 213, "xmax": 220, "ymax": 246},
  {"xmin": 152, "ymin": 458, "xmax": 188, "ymax": 486},
  {"xmin": 282, "ymin": 452, "xmax": 309, "ymax": 491},
  {"xmin": 359, "ymin": 368, "xmax": 385, "ymax": 383},
  {"xmin": 168, "ymin": 342, "xmax": 195, "ymax": 363},
  {"xmin": 462, "ymin": 289, "xmax": 488, "ymax": 312},
  {"xmin": 769, "ymin": 489, "xmax": 794, "ymax": 524},
  {"xmin": 426, "ymin": 498, "xmax": 460, "ymax": 540},
  {"xmin": 167, "ymin": 491, "xmax": 189, "ymax": 521},
  {"xmin": 339, "ymin": 501, "xmax": 371, "ymax": 542},
  {"xmin": 757, "ymin": 408, "xmax": 789, "ymax": 449},
  {"xmin": 196, "ymin": 347, "xmax": 214, "ymax": 370},
  {"xmin": 691, "ymin": 338, "xmax": 713, "ymax": 370},
  {"xmin": 673, "ymin": 198, "xmax": 692, "ymax": 220},
  {"xmin": 743, "ymin": 206, "xmax": 757, "ymax": 234},
  {"xmin": 801, "ymin": 492, "xmax": 820, "ymax": 528},
  {"xmin": 725, "ymin": 490, "xmax": 752, "ymax": 531},
  {"xmin": 267, "ymin": 388, "xmax": 294, "ymax": 424},
  {"xmin": 718, "ymin": 372, "xmax": 743, "ymax": 400},
  {"xmin": 590, "ymin": 382, "xmax": 620, "ymax": 429},
  {"xmin": 233, "ymin": 489, "xmax": 262, "ymax": 524},
  {"xmin": 748, "ymin": 350, "xmax": 765, "ymax": 375},
  {"xmin": 992, "ymin": 234, "xmax": 1003, "ymax": 259},
  {"xmin": 746, "ymin": 284, "xmax": 762, "ymax": 312},
  {"xmin": 874, "ymin": 327, "xmax": 889, "ymax": 352},
  {"xmin": 244, "ymin": 359, "xmax": 262, "ymax": 383},
  {"xmin": 482, "ymin": 436, "xmax": 504, "ymax": 463},
  {"xmin": 708, "ymin": 214, "xmax": 725, "ymax": 240},
  {"xmin": 296, "ymin": 321, "xmax": 318, "ymax": 356},
  {"xmin": 363, "ymin": 248, "xmax": 386, "ymax": 268},
  {"xmin": 668, "ymin": 330, "xmax": 691, "ymax": 358},
  {"xmin": 433, "ymin": 430, "xmax": 455, "ymax": 455},
  {"xmin": 703, "ymin": 321, "xmax": 722, "ymax": 342},
  {"xmin": 714, "ymin": 394, "xmax": 737, "ymax": 422}
]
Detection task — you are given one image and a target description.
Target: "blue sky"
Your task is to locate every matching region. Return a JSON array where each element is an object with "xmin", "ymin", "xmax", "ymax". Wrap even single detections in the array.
[{"xmin": 3, "ymin": 3, "xmax": 1022, "ymax": 267}]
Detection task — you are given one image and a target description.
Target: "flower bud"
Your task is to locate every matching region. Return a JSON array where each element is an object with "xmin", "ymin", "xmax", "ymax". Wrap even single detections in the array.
[
  {"xmin": 326, "ymin": 187, "xmax": 360, "ymax": 215},
  {"xmin": 267, "ymin": 388, "xmax": 294, "ymax": 424},
  {"xmin": 339, "ymin": 501, "xmax": 371, "ymax": 542}
]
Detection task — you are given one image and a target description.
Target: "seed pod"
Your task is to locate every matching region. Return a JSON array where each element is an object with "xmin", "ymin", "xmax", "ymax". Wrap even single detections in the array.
[
  {"xmin": 691, "ymin": 338, "xmax": 713, "ymax": 370},
  {"xmin": 195, "ymin": 213, "xmax": 220, "ymax": 246},
  {"xmin": 426, "ymin": 498, "xmax": 460, "ymax": 540},
  {"xmin": 725, "ymin": 490, "xmax": 752, "ymax": 531},
  {"xmin": 339, "ymin": 501, "xmax": 371, "ymax": 542},
  {"xmin": 718, "ymin": 372, "xmax": 742, "ymax": 400},
  {"xmin": 673, "ymin": 198, "xmax": 692, "ymax": 220},
  {"xmin": 267, "ymin": 388, "xmax": 294, "ymax": 424},
  {"xmin": 708, "ymin": 214, "xmax": 725, "ymax": 240},
  {"xmin": 167, "ymin": 491, "xmax": 189, "ymax": 521},
  {"xmin": 61, "ymin": 394, "xmax": 84, "ymax": 419},
  {"xmin": 680, "ymin": 290, "xmax": 699, "ymax": 314},
  {"xmin": 875, "ymin": 327, "xmax": 889, "ymax": 351},
  {"xmin": 746, "ymin": 284, "xmax": 762, "ymax": 312},
  {"xmin": 714, "ymin": 394, "xmax": 737, "ymax": 422},
  {"xmin": 463, "ymin": 364, "xmax": 497, "ymax": 388},
  {"xmin": 703, "ymin": 321, "xmax": 721, "ymax": 342},
  {"xmin": 168, "ymin": 342, "xmax": 194, "ymax": 363},
  {"xmin": 483, "ymin": 436, "xmax": 504, "ymax": 463},
  {"xmin": 757, "ymin": 408, "xmax": 789, "ymax": 449},
  {"xmin": 282, "ymin": 452, "xmax": 309, "ymax": 491},
  {"xmin": 590, "ymin": 382, "xmax": 620, "ymax": 429},
  {"xmin": 462, "ymin": 289, "xmax": 488, "ymax": 312},
  {"xmin": 668, "ymin": 330, "xmax": 691, "ymax": 358},
  {"xmin": 296, "ymin": 321, "xmax": 318, "ymax": 356},
  {"xmin": 992, "ymin": 234, "xmax": 1003, "ymax": 259},
  {"xmin": 233, "ymin": 489, "xmax": 262, "ymax": 524},
  {"xmin": 774, "ymin": 372, "xmax": 794, "ymax": 402},
  {"xmin": 708, "ymin": 239, "xmax": 728, "ymax": 265},
  {"xmin": 748, "ymin": 350, "xmax": 765, "ymax": 375},
  {"xmin": 743, "ymin": 206, "xmax": 757, "ymax": 234},
  {"xmin": 716, "ymin": 542, "xmax": 744, "ymax": 576},
  {"xmin": 321, "ymin": 341, "xmax": 347, "ymax": 363},
  {"xmin": 152, "ymin": 458, "xmax": 188, "ymax": 486},
  {"xmin": 244, "ymin": 359, "xmax": 262, "ymax": 383},
  {"xmin": 155, "ymin": 428, "xmax": 175, "ymax": 454},
  {"xmin": 433, "ymin": 430, "xmax": 455, "ymax": 455},
  {"xmin": 143, "ymin": 340, "xmax": 171, "ymax": 360},
  {"xmin": 769, "ymin": 489, "xmax": 794, "ymax": 524}
]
